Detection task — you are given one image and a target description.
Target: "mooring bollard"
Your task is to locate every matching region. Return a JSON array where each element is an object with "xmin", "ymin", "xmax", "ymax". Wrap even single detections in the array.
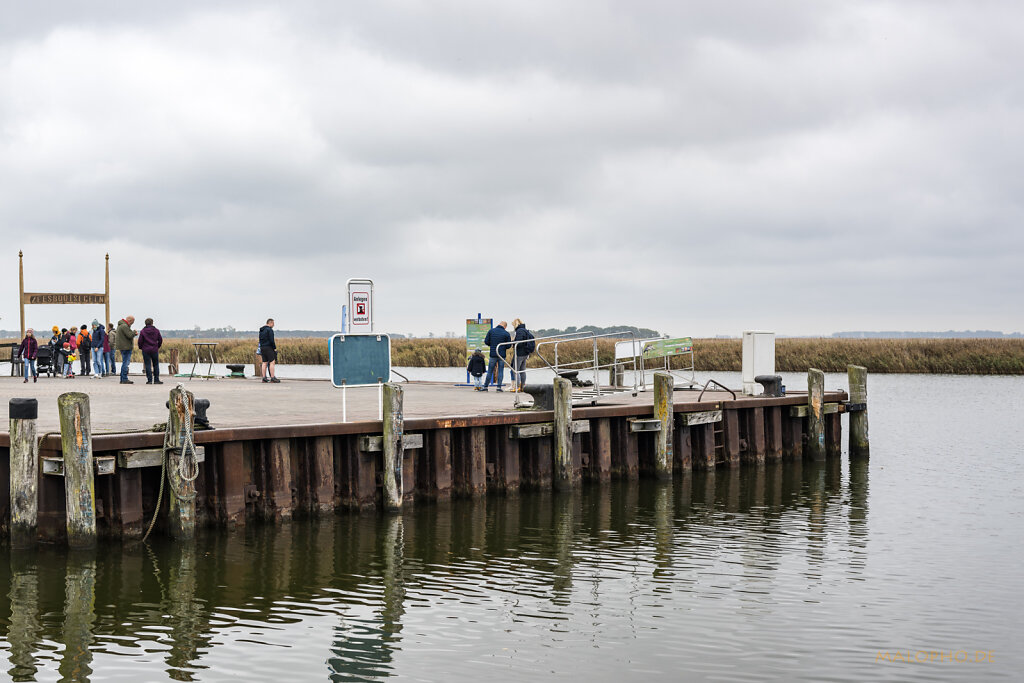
[
  {"xmin": 58, "ymin": 392, "xmax": 96, "ymax": 548},
  {"xmin": 848, "ymin": 365, "xmax": 869, "ymax": 458},
  {"xmin": 653, "ymin": 372, "xmax": 674, "ymax": 479},
  {"xmin": 553, "ymin": 377, "xmax": 574, "ymax": 490},
  {"xmin": 10, "ymin": 398, "xmax": 39, "ymax": 549},
  {"xmin": 382, "ymin": 383, "xmax": 404, "ymax": 510},
  {"xmin": 166, "ymin": 385, "xmax": 197, "ymax": 539},
  {"xmin": 806, "ymin": 369, "xmax": 826, "ymax": 461}
]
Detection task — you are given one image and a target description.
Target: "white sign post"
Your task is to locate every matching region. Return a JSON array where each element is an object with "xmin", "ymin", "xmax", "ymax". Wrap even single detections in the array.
[{"xmin": 346, "ymin": 278, "xmax": 374, "ymax": 333}]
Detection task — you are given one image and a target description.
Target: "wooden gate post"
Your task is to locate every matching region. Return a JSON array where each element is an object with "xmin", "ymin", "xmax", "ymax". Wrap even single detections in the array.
[
  {"xmin": 382, "ymin": 383, "xmax": 404, "ymax": 510},
  {"xmin": 553, "ymin": 377, "xmax": 574, "ymax": 490},
  {"xmin": 653, "ymin": 372, "xmax": 673, "ymax": 479},
  {"xmin": 848, "ymin": 365, "xmax": 870, "ymax": 458},
  {"xmin": 806, "ymin": 369, "xmax": 826, "ymax": 461},
  {"xmin": 58, "ymin": 392, "xmax": 96, "ymax": 548},
  {"xmin": 9, "ymin": 398, "xmax": 39, "ymax": 549}
]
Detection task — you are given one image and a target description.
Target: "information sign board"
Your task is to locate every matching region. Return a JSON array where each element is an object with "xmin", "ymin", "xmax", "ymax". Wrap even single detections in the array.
[
  {"xmin": 642, "ymin": 337, "xmax": 694, "ymax": 360},
  {"xmin": 329, "ymin": 334, "xmax": 391, "ymax": 387},
  {"xmin": 466, "ymin": 318, "xmax": 493, "ymax": 362}
]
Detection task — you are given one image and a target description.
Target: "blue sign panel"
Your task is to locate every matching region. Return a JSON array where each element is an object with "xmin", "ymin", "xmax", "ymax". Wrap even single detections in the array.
[{"xmin": 329, "ymin": 334, "xmax": 391, "ymax": 387}]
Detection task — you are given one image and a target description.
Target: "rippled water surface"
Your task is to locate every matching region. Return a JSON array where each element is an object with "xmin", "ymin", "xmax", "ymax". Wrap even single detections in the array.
[{"xmin": 1, "ymin": 373, "xmax": 1022, "ymax": 681}]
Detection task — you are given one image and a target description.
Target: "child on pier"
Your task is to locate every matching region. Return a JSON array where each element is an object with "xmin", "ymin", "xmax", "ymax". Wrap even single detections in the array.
[
  {"xmin": 468, "ymin": 348, "xmax": 486, "ymax": 389},
  {"xmin": 62, "ymin": 342, "xmax": 76, "ymax": 378}
]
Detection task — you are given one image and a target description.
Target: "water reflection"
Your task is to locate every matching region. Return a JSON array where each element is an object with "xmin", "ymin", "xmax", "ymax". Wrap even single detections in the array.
[{"xmin": 1, "ymin": 460, "xmax": 867, "ymax": 682}]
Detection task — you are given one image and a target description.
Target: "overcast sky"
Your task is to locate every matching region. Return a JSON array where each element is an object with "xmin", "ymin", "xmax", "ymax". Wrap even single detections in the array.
[{"xmin": 2, "ymin": 1, "xmax": 1021, "ymax": 337}]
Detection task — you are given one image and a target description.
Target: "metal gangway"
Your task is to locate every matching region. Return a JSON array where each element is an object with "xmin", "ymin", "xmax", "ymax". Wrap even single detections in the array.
[
  {"xmin": 502, "ymin": 330, "xmax": 644, "ymax": 407},
  {"xmin": 502, "ymin": 330, "xmax": 699, "ymax": 407}
]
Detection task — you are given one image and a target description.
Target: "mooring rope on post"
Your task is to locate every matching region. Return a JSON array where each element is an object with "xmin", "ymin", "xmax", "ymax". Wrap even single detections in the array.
[{"xmin": 140, "ymin": 384, "xmax": 199, "ymax": 543}]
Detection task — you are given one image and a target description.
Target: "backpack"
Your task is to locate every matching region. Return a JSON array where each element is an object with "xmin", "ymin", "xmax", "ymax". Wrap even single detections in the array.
[
  {"xmin": 78, "ymin": 331, "xmax": 91, "ymax": 349},
  {"xmin": 523, "ymin": 330, "xmax": 536, "ymax": 355}
]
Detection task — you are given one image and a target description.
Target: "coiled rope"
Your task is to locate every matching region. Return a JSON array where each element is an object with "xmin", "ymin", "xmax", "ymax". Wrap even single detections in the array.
[{"xmin": 140, "ymin": 384, "xmax": 199, "ymax": 543}]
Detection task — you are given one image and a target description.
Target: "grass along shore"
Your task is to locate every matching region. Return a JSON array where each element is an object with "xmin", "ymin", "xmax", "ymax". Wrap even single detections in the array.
[{"xmin": 6, "ymin": 336, "xmax": 1022, "ymax": 375}]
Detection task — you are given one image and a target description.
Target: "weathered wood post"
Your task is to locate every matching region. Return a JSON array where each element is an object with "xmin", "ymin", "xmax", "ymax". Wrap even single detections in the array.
[
  {"xmin": 58, "ymin": 392, "xmax": 96, "ymax": 548},
  {"xmin": 653, "ymin": 372, "xmax": 673, "ymax": 479},
  {"xmin": 166, "ymin": 385, "xmax": 197, "ymax": 539},
  {"xmin": 848, "ymin": 365, "xmax": 869, "ymax": 458},
  {"xmin": 382, "ymin": 383, "xmax": 404, "ymax": 510},
  {"xmin": 553, "ymin": 377, "xmax": 574, "ymax": 490},
  {"xmin": 10, "ymin": 398, "xmax": 39, "ymax": 549},
  {"xmin": 806, "ymin": 368, "xmax": 826, "ymax": 461}
]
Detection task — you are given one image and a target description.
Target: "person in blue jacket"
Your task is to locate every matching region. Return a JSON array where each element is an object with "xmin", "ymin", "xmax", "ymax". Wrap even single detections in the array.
[{"xmin": 482, "ymin": 321, "xmax": 511, "ymax": 391}]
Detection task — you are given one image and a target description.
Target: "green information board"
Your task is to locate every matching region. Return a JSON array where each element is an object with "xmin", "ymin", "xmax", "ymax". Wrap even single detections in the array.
[
  {"xmin": 466, "ymin": 318, "xmax": 493, "ymax": 362},
  {"xmin": 642, "ymin": 337, "xmax": 693, "ymax": 360}
]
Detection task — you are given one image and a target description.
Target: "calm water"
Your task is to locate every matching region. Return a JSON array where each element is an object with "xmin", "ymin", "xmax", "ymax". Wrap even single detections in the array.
[{"xmin": 1, "ymin": 373, "xmax": 1022, "ymax": 681}]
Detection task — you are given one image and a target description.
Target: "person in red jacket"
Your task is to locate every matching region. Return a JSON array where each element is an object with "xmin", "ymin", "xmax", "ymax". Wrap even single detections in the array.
[{"xmin": 19, "ymin": 329, "xmax": 38, "ymax": 383}]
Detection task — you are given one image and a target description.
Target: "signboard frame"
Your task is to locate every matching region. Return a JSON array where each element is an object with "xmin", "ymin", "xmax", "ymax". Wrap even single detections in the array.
[
  {"xmin": 18, "ymin": 251, "xmax": 111, "ymax": 338},
  {"xmin": 346, "ymin": 277, "xmax": 374, "ymax": 333},
  {"xmin": 329, "ymin": 333, "xmax": 391, "ymax": 388},
  {"xmin": 465, "ymin": 314, "xmax": 493, "ymax": 385}
]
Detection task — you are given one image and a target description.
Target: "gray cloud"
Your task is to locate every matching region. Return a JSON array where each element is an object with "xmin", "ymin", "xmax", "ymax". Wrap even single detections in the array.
[{"xmin": 2, "ymin": 1, "xmax": 1022, "ymax": 336}]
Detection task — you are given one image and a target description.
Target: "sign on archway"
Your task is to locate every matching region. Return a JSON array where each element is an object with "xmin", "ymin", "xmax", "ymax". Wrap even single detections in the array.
[{"xmin": 18, "ymin": 251, "xmax": 111, "ymax": 337}]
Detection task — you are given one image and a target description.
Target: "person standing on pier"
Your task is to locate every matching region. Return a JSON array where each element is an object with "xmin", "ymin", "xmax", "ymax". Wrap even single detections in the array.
[
  {"xmin": 138, "ymin": 318, "xmax": 164, "ymax": 384},
  {"xmin": 77, "ymin": 324, "xmax": 92, "ymax": 376},
  {"xmin": 482, "ymin": 321, "xmax": 511, "ymax": 391},
  {"xmin": 91, "ymin": 320, "xmax": 106, "ymax": 377},
  {"xmin": 19, "ymin": 328, "xmax": 38, "ymax": 383},
  {"xmin": 115, "ymin": 315, "xmax": 137, "ymax": 384},
  {"xmin": 259, "ymin": 318, "xmax": 280, "ymax": 383},
  {"xmin": 467, "ymin": 347, "xmax": 486, "ymax": 389},
  {"xmin": 105, "ymin": 322, "xmax": 116, "ymax": 376},
  {"xmin": 510, "ymin": 318, "xmax": 535, "ymax": 392}
]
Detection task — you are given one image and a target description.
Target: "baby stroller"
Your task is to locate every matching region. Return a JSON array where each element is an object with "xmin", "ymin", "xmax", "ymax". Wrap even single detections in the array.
[{"xmin": 36, "ymin": 345, "xmax": 58, "ymax": 378}]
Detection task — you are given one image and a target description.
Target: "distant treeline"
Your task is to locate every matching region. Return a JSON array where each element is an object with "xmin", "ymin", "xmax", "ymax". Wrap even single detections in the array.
[
  {"xmin": 530, "ymin": 325, "xmax": 662, "ymax": 338},
  {"xmin": 833, "ymin": 330, "xmax": 1022, "ymax": 339}
]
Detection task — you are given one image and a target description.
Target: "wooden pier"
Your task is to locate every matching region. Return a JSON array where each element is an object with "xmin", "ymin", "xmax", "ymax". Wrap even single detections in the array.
[{"xmin": 0, "ymin": 371, "xmax": 862, "ymax": 544}]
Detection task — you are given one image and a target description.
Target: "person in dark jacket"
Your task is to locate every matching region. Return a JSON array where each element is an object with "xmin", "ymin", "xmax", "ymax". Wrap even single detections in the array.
[
  {"xmin": 90, "ymin": 320, "xmax": 106, "ymax": 377},
  {"xmin": 467, "ymin": 348, "xmax": 487, "ymax": 390},
  {"xmin": 138, "ymin": 318, "xmax": 164, "ymax": 384},
  {"xmin": 482, "ymin": 321, "xmax": 511, "ymax": 391},
  {"xmin": 510, "ymin": 318, "xmax": 535, "ymax": 392},
  {"xmin": 77, "ymin": 324, "xmax": 92, "ymax": 376},
  {"xmin": 259, "ymin": 318, "xmax": 279, "ymax": 383},
  {"xmin": 19, "ymin": 328, "xmax": 39, "ymax": 383}
]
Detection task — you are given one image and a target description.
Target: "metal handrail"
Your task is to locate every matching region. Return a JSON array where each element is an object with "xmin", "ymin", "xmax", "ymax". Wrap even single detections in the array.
[
  {"xmin": 697, "ymin": 379, "xmax": 737, "ymax": 402},
  {"xmin": 498, "ymin": 330, "xmax": 644, "ymax": 400}
]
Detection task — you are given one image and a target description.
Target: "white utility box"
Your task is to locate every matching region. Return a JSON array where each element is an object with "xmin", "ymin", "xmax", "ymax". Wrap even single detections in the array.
[{"xmin": 742, "ymin": 331, "xmax": 776, "ymax": 395}]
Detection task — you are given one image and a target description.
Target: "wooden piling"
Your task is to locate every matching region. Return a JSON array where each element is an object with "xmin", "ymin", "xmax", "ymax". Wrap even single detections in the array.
[
  {"xmin": 553, "ymin": 377, "xmax": 574, "ymax": 491},
  {"xmin": 746, "ymin": 407, "xmax": 766, "ymax": 465},
  {"xmin": 653, "ymin": 372, "xmax": 673, "ymax": 479},
  {"xmin": 166, "ymin": 385, "xmax": 197, "ymax": 538},
  {"xmin": 57, "ymin": 392, "xmax": 96, "ymax": 548},
  {"xmin": 382, "ymin": 383, "xmax": 404, "ymax": 511},
  {"xmin": 168, "ymin": 348, "xmax": 179, "ymax": 376},
  {"xmin": 848, "ymin": 365, "xmax": 869, "ymax": 458},
  {"xmin": 9, "ymin": 398, "xmax": 38, "ymax": 548},
  {"xmin": 590, "ymin": 418, "xmax": 612, "ymax": 480},
  {"xmin": 765, "ymin": 406, "xmax": 783, "ymax": 461},
  {"xmin": 806, "ymin": 368, "xmax": 826, "ymax": 461},
  {"xmin": 722, "ymin": 410, "xmax": 742, "ymax": 468}
]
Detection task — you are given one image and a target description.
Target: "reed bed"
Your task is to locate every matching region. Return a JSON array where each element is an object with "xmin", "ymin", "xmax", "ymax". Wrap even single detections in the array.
[{"xmin": 4, "ymin": 336, "xmax": 1023, "ymax": 374}]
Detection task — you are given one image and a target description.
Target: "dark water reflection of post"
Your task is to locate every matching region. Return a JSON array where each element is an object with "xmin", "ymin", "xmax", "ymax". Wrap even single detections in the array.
[
  {"xmin": 59, "ymin": 552, "xmax": 96, "ymax": 683},
  {"xmin": 163, "ymin": 543, "xmax": 204, "ymax": 680},
  {"xmin": 847, "ymin": 458, "xmax": 870, "ymax": 573},
  {"xmin": 380, "ymin": 513, "xmax": 406, "ymax": 637},
  {"xmin": 652, "ymin": 480, "xmax": 673, "ymax": 576},
  {"xmin": 8, "ymin": 553, "xmax": 42, "ymax": 682},
  {"xmin": 552, "ymin": 493, "xmax": 575, "ymax": 602}
]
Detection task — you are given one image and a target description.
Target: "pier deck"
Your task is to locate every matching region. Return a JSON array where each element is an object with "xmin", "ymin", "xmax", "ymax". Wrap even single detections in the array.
[
  {"xmin": 0, "ymin": 372, "xmax": 854, "ymax": 546},
  {"xmin": 0, "ymin": 376, "xmax": 806, "ymax": 434}
]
